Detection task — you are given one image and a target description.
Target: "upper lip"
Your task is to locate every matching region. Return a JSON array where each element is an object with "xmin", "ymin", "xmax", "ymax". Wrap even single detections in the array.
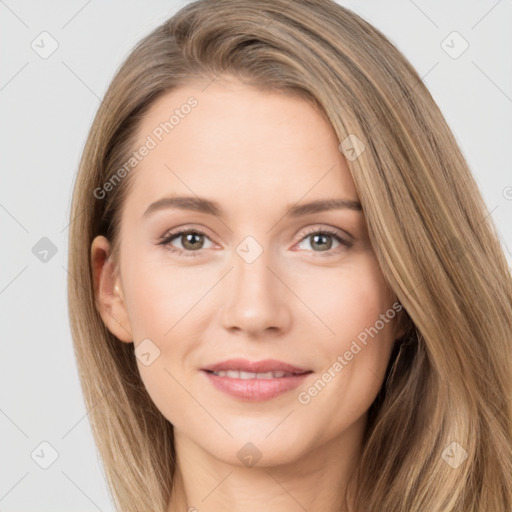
[{"xmin": 202, "ymin": 358, "xmax": 312, "ymax": 374}]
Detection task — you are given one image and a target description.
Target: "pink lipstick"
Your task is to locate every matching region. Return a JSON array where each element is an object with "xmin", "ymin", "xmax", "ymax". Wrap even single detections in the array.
[{"xmin": 202, "ymin": 358, "xmax": 313, "ymax": 401}]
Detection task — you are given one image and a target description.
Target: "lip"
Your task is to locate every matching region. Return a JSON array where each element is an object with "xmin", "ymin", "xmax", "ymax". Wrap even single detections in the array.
[
  {"xmin": 201, "ymin": 359, "xmax": 313, "ymax": 402},
  {"xmin": 202, "ymin": 370, "xmax": 312, "ymax": 401},
  {"xmin": 202, "ymin": 358, "xmax": 311, "ymax": 374}
]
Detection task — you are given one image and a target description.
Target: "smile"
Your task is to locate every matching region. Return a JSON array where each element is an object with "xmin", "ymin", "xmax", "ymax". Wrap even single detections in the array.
[
  {"xmin": 209, "ymin": 370, "xmax": 302, "ymax": 379},
  {"xmin": 202, "ymin": 369, "xmax": 312, "ymax": 401}
]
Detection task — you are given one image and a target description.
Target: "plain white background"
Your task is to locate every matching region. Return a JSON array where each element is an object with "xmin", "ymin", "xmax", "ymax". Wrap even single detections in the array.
[{"xmin": 1, "ymin": 0, "xmax": 511, "ymax": 510}]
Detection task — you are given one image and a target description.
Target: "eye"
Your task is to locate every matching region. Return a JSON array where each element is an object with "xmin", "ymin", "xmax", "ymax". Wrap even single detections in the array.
[
  {"xmin": 157, "ymin": 226, "xmax": 353, "ymax": 258},
  {"xmin": 158, "ymin": 228, "xmax": 215, "ymax": 258},
  {"xmin": 294, "ymin": 227, "xmax": 353, "ymax": 255}
]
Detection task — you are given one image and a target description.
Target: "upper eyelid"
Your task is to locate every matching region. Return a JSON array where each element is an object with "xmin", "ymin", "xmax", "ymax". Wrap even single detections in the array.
[
  {"xmin": 161, "ymin": 224, "xmax": 349, "ymax": 237},
  {"xmin": 299, "ymin": 225, "xmax": 352, "ymax": 239}
]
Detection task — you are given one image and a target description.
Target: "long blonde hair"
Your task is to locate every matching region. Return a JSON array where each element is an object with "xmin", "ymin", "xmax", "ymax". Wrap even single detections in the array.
[{"xmin": 67, "ymin": 1, "xmax": 512, "ymax": 510}]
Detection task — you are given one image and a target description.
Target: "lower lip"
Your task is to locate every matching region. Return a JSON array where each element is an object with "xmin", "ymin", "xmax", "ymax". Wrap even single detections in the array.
[{"xmin": 202, "ymin": 370, "xmax": 312, "ymax": 401}]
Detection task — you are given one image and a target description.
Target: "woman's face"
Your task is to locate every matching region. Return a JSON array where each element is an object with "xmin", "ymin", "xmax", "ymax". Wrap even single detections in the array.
[{"xmin": 92, "ymin": 77, "xmax": 403, "ymax": 467}]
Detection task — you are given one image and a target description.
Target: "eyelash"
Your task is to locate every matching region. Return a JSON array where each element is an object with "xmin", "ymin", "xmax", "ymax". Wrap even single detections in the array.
[{"xmin": 157, "ymin": 226, "xmax": 352, "ymax": 258}]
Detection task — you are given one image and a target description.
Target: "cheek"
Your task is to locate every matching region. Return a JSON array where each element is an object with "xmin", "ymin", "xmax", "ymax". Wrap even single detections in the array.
[
  {"xmin": 302, "ymin": 256, "xmax": 398, "ymax": 403},
  {"xmin": 303, "ymin": 256, "xmax": 395, "ymax": 346},
  {"xmin": 122, "ymin": 249, "xmax": 208, "ymax": 340},
  {"xmin": 120, "ymin": 251, "xmax": 214, "ymax": 405},
  {"xmin": 120, "ymin": 257, "xmax": 201, "ymax": 423},
  {"xmin": 323, "ymin": 260, "xmax": 397, "ymax": 394}
]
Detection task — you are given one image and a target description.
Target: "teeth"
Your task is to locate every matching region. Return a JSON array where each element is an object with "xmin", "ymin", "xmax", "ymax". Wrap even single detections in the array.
[{"xmin": 212, "ymin": 370, "xmax": 291, "ymax": 379}]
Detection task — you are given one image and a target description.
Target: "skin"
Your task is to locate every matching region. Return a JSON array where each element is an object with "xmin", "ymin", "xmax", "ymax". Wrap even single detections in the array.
[{"xmin": 91, "ymin": 76, "xmax": 404, "ymax": 512}]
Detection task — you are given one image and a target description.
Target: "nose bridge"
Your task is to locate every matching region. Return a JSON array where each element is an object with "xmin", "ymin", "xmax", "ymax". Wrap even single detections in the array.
[
  {"xmin": 220, "ymin": 237, "xmax": 291, "ymax": 334},
  {"xmin": 233, "ymin": 244, "xmax": 272, "ymax": 296}
]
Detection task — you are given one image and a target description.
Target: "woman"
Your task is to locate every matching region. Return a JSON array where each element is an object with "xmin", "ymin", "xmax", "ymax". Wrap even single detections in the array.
[{"xmin": 67, "ymin": 0, "xmax": 512, "ymax": 510}]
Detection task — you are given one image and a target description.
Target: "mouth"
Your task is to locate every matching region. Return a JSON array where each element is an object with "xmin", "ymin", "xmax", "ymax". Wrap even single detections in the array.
[
  {"xmin": 204, "ymin": 369, "xmax": 311, "ymax": 379},
  {"xmin": 201, "ymin": 360, "xmax": 313, "ymax": 401}
]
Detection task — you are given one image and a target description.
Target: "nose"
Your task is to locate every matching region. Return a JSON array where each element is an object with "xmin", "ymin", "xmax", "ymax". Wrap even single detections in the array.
[{"xmin": 220, "ymin": 246, "xmax": 292, "ymax": 337}]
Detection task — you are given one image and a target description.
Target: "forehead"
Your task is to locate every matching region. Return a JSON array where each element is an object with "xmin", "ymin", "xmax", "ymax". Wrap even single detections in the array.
[{"xmin": 125, "ymin": 79, "xmax": 359, "ymax": 215}]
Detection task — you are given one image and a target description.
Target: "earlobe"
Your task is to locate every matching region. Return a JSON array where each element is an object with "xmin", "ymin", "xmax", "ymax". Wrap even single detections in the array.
[{"xmin": 90, "ymin": 235, "xmax": 133, "ymax": 343}]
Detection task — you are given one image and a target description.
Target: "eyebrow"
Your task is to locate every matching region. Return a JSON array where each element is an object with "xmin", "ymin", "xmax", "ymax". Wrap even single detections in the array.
[{"xmin": 142, "ymin": 196, "xmax": 362, "ymax": 219}]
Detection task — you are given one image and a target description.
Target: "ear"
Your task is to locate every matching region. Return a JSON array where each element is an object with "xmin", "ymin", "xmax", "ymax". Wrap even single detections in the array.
[{"xmin": 90, "ymin": 235, "xmax": 133, "ymax": 343}]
